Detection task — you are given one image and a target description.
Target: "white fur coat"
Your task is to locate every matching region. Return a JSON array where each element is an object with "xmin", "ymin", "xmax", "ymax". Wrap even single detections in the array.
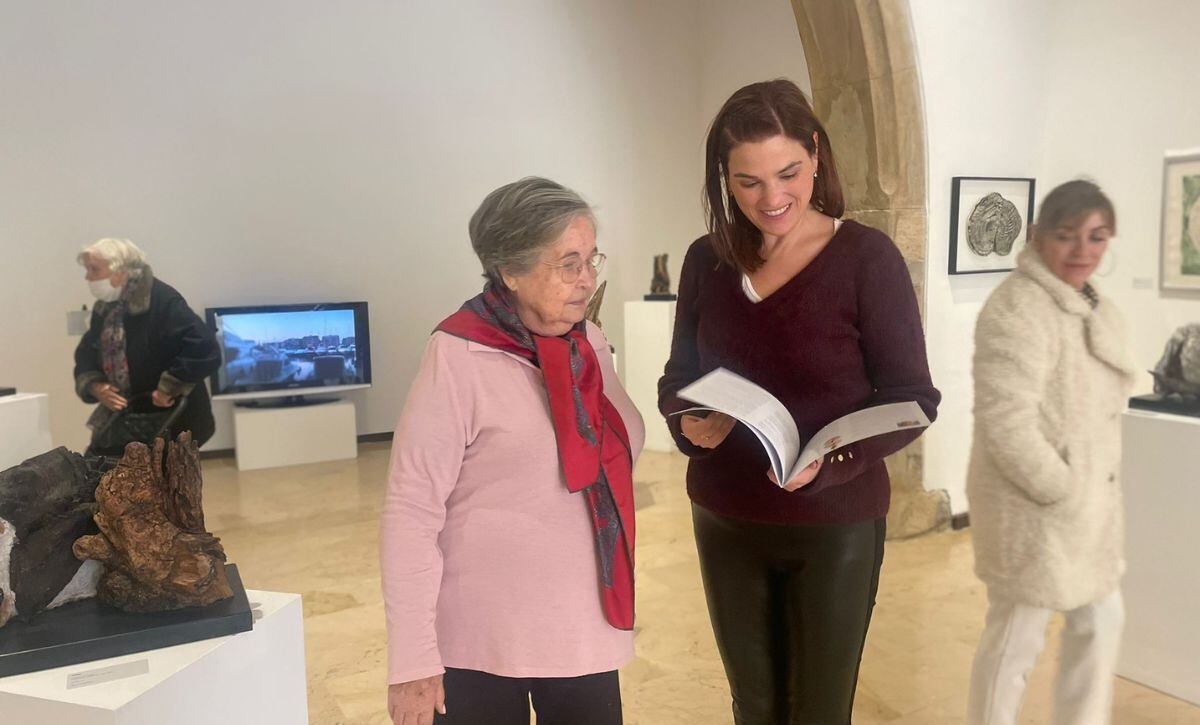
[{"xmin": 967, "ymin": 248, "xmax": 1137, "ymax": 611}]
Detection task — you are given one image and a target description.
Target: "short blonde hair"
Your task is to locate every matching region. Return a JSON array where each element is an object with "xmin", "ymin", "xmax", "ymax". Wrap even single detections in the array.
[{"xmin": 76, "ymin": 238, "xmax": 148, "ymax": 275}]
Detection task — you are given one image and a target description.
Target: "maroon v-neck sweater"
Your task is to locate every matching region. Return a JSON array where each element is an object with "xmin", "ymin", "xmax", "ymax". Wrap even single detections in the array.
[{"xmin": 658, "ymin": 220, "xmax": 940, "ymax": 525}]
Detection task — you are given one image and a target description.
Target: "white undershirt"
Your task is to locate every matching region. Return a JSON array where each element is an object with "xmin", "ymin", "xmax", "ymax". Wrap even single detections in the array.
[{"xmin": 742, "ymin": 218, "xmax": 843, "ymax": 303}]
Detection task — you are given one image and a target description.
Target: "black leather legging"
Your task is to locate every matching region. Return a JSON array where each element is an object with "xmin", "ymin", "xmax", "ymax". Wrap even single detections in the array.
[{"xmin": 692, "ymin": 504, "xmax": 886, "ymax": 725}]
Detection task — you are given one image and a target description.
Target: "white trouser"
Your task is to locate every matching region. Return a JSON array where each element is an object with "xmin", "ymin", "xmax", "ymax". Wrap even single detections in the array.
[{"xmin": 967, "ymin": 588, "xmax": 1124, "ymax": 725}]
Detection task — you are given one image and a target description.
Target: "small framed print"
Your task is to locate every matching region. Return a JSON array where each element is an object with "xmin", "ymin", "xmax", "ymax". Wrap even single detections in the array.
[
  {"xmin": 1160, "ymin": 150, "xmax": 1200, "ymax": 292},
  {"xmin": 948, "ymin": 176, "xmax": 1036, "ymax": 275}
]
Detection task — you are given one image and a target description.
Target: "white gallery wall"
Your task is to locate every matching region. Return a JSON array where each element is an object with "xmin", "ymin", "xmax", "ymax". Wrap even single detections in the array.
[
  {"xmin": 18, "ymin": 0, "xmax": 1188, "ymax": 511},
  {"xmin": 1037, "ymin": 0, "xmax": 1200, "ymax": 377},
  {"xmin": 911, "ymin": 0, "xmax": 1200, "ymax": 513},
  {"xmin": 0, "ymin": 0, "xmax": 709, "ymax": 450},
  {"xmin": 0, "ymin": 0, "xmax": 814, "ymax": 453},
  {"xmin": 910, "ymin": 0, "xmax": 1055, "ymax": 515},
  {"xmin": 696, "ymin": 0, "xmax": 811, "ymax": 137}
]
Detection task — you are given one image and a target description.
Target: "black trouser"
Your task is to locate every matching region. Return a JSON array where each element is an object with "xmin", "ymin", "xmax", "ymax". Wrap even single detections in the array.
[
  {"xmin": 692, "ymin": 504, "xmax": 886, "ymax": 725},
  {"xmin": 434, "ymin": 668, "xmax": 622, "ymax": 725}
]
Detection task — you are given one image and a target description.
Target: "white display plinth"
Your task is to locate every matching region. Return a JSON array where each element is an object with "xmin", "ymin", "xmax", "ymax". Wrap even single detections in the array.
[
  {"xmin": 233, "ymin": 399, "xmax": 357, "ymax": 471},
  {"xmin": 623, "ymin": 300, "xmax": 676, "ymax": 452},
  {"xmin": 0, "ymin": 393, "xmax": 54, "ymax": 471},
  {"xmin": 1117, "ymin": 409, "xmax": 1200, "ymax": 705},
  {"xmin": 0, "ymin": 590, "xmax": 307, "ymax": 725}
]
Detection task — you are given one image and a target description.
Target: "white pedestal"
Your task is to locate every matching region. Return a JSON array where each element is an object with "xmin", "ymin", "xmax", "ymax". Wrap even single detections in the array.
[
  {"xmin": 1117, "ymin": 409, "xmax": 1200, "ymax": 705},
  {"xmin": 0, "ymin": 393, "xmax": 54, "ymax": 471},
  {"xmin": 233, "ymin": 399, "xmax": 357, "ymax": 471},
  {"xmin": 0, "ymin": 590, "xmax": 308, "ymax": 725},
  {"xmin": 623, "ymin": 300, "xmax": 676, "ymax": 453}
]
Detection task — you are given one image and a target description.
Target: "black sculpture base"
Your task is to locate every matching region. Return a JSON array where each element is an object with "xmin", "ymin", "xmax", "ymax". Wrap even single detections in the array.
[
  {"xmin": 643, "ymin": 293, "xmax": 677, "ymax": 301},
  {"xmin": 1129, "ymin": 394, "xmax": 1200, "ymax": 418},
  {"xmin": 0, "ymin": 564, "xmax": 253, "ymax": 678}
]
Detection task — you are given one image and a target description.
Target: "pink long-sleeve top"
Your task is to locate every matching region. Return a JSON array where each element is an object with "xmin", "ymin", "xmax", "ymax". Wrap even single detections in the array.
[{"xmin": 380, "ymin": 321, "xmax": 645, "ymax": 684}]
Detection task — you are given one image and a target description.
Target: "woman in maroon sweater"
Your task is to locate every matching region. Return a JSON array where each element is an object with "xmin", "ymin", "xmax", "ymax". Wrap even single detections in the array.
[{"xmin": 658, "ymin": 79, "xmax": 940, "ymax": 724}]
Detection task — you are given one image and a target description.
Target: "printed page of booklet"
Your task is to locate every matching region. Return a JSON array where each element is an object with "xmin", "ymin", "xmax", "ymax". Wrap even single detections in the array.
[{"xmin": 674, "ymin": 368, "xmax": 930, "ymax": 485}]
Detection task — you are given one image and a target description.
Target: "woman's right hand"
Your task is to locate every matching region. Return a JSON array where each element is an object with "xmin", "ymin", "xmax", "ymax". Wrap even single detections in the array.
[
  {"xmin": 681, "ymin": 412, "xmax": 736, "ymax": 448},
  {"xmin": 90, "ymin": 383, "xmax": 128, "ymax": 412},
  {"xmin": 388, "ymin": 675, "xmax": 446, "ymax": 725}
]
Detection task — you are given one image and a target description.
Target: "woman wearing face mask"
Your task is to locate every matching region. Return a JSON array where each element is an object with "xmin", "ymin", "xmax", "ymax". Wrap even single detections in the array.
[
  {"xmin": 657, "ymin": 79, "xmax": 940, "ymax": 724},
  {"xmin": 74, "ymin": 238, "xmax": 221, "ymax": 455},
  {"xmin": 966, "ymin": 181, "xmax": 1137, "ymax": 725}
]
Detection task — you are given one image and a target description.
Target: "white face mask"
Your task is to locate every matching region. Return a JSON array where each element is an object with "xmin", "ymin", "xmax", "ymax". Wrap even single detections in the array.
[{"xmin": 88, "ymin": 278, "xmax": 123, "ymax": 303}]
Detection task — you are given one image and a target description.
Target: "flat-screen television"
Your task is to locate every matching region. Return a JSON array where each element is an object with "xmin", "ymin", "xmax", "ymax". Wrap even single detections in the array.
[{"xmin": 205, "ymin": 302, "xmax": 371, "ymax": 401}]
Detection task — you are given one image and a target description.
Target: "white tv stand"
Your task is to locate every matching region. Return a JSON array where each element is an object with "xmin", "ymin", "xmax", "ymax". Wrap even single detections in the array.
[{"xmin": 232, "ymin": 397, "xmax": 357, "ymax": 471}]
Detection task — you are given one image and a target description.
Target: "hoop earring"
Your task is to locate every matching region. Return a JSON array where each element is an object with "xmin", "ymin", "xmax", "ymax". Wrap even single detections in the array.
[{"xmin": 1096, "ymin": 248, "xmax": 1117, "ymax": 277}]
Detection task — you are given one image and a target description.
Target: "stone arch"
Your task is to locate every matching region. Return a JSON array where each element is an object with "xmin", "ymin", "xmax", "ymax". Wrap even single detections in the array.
[{"xmin": 790, "ymin": 0, "xmax": 948, "ymax": 538}]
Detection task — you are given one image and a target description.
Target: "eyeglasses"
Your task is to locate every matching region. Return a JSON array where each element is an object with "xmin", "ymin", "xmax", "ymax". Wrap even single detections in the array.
[{"xmin": 542, "ymin": 252, "xmax": 606, "ymax": 284}]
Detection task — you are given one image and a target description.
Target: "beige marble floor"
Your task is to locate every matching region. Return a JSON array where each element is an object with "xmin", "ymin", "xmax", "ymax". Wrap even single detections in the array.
[{"xmin": 201, "ymin": 444, "xmax": 1199, "ymax": 724}]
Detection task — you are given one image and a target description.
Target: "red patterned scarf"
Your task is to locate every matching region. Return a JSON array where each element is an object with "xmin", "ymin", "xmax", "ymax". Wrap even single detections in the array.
[{"xmin": 436, "ymin": 286, "xmax": 636, "ymax": 630}]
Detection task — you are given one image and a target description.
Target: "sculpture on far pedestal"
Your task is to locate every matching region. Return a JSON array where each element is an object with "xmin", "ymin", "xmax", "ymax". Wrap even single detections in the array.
[
  {"xmin": 74, "ymin": 432, "xmax": 233, "ymax": 613},
  {"xmin": 585, "ymin": 280, "xmax": 607, "ymax": 329},
  {"xmin": 645, "ymin": 254, "xmax": 676, "ymax": 300},
  {"xmin": 1150, "ymin": 323, "xmax": 1200, "ymax": 404}
]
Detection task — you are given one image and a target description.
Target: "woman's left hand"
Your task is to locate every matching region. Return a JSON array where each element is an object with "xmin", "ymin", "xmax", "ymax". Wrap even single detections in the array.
[
  {"xmin": 151, "ymin": 390, "xmax": 175, "ymax": 407},
  {"xmin": 768, "ymin": 457, "xmax": 824, "ymax": 492},
  {"xmin": 388, "ymin": 675, "xmax": 446, "ymax": 724},
  {"xmin": 680, "ymin": 412, "xmax": 737, "ymax": 448}
]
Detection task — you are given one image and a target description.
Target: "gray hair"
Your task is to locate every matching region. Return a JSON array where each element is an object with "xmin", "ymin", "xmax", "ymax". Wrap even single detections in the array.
[
  {"xmin": 469, "ymin": 177, "xmax": 595, "ymax": 288},
  {"xmin": 76, "ymin": 238, "xmax": 148, "ymax": 276}
]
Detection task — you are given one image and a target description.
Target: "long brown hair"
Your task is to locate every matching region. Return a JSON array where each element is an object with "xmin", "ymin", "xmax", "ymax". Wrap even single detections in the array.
[{"xmin": 703, "ymin": 79, "xmax": 844, "ymax": 273}]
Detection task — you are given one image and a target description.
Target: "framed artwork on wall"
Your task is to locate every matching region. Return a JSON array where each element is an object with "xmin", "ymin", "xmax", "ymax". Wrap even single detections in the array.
[
  {"xmin": 948, "ymin": 176, "xmax": 1036, "ymax": 275},
  {"xmin": 1160, "ymin": 150, "xmax": 1200, "ymax": 292}
]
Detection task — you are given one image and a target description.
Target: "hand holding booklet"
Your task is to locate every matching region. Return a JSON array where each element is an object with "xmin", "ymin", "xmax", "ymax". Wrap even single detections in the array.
[{"xmin": 673, "ymin": 368, "xmax": 930, "ymax": 487}]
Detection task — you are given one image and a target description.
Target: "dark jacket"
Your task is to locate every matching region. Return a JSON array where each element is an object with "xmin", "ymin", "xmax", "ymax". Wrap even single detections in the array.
[{"xmin": 73, "ymin": 268, "xmax": 220, "ymax": 448}]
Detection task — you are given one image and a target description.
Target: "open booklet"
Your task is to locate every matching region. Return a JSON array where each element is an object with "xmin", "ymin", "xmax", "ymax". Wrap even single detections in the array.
[{"xmin": 673, "ymin": 368, "xmax": 930, "ymax": 487}]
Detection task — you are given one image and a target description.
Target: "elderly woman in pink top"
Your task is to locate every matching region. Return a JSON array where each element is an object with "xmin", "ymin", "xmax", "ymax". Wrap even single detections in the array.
[{"xmin": 381, "ymin": 176, "xmax": 645, "ymax": 725}]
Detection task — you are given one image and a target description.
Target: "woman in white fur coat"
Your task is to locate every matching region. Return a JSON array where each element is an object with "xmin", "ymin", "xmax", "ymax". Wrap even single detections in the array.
[{"xmin": 966, "ymin": 180, "xmax": 1138, "ymax": 725}]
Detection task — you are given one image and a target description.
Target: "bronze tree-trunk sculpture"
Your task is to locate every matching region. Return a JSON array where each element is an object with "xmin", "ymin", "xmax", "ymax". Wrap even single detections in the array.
[{"xmin": 74, "ymin": 432, "xmax": 233, "ymax": 613}]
